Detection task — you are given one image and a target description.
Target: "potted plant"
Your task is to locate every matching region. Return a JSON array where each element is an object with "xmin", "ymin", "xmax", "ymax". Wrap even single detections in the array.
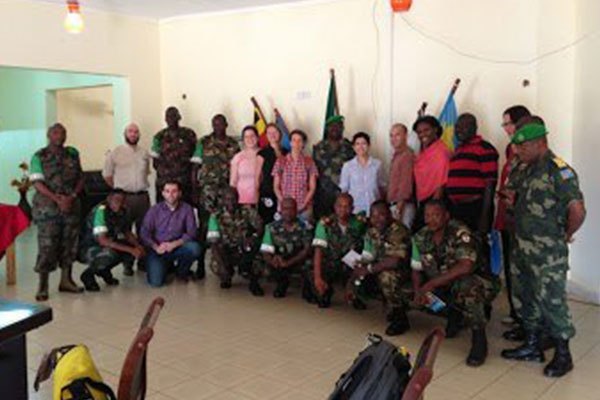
[{"xmin": 11, "ymin": 162, "xmax": 32, "ymax": 219}]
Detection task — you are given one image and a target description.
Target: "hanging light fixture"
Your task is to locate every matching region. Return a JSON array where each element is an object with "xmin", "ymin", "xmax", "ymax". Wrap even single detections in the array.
[{"xmin": 64, "ymin": 0, "xmax": 84, "ymax": 34}]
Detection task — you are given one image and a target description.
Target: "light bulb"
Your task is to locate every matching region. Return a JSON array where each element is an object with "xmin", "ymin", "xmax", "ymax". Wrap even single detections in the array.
[{"xmin": 64, "ymin": 1, "xmax": 84, "ymax": 34}]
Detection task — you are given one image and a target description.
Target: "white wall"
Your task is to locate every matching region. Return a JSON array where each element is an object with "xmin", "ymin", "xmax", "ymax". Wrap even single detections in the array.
[{"xmin": 0, "ymin": 0, "xmax": 163, "ymax": 147}]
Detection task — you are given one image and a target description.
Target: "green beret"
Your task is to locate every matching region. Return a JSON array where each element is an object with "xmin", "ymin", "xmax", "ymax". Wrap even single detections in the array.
[
  {"xmin": 326, "ymin": 115, "xmax": 345, "ymax": 126},
  {"xmin": 511, "ymin": 123, "xmax": 547, "ymax": 145}
]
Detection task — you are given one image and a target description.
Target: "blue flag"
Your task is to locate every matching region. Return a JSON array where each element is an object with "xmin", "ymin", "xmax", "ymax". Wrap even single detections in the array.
[
  {"xmin": 439, "ymin": 91, "xmax": 458, "ymax": 151},
  {"xmin": 275, "ymin": 109, "xmax": 291, "ymax": 152}
]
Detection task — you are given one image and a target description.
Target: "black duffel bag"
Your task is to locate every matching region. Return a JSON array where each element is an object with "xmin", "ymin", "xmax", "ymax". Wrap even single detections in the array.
[{"xmin": 328, "ymin": 334, "xmax": 412, "ymax": 400}]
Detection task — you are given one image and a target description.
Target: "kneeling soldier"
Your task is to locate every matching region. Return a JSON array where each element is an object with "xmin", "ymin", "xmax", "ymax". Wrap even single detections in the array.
[
  {"xmin": 411, "ymin": 199, "xmax": 498, "ymax": 367},
  {"xmin": 258, "ymin": 198, "xmax": 313, "ymax": 299},
  {"xmin": 207, "ymin": 187, "xmax": 263, "ymax": 292},
  {"xmin": 78, "ymin": 189, "xmax": 145, "ymax": 291},
  {"xmin": 312, "ymin": 193, "xmax": 366, "ymax": 308},
  {"xmin": 350, "ymin": 200, "xmax": 411, "ymax": 336}
]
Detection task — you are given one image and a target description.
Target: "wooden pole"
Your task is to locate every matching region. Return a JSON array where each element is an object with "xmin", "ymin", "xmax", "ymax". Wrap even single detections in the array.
[
  {"xmin": 418, "ymin": 102, "xmax": 428, "ymax": 117},
  {"xmin": 251, "ymin": 96, "xmax": 267, "ymax": 122},
  {"xmin": 450, "ymin": 78, "xmax": 461, "ymax": 96}
]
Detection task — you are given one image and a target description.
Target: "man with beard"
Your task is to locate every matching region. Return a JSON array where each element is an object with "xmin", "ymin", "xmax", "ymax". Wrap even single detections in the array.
[{"xmin": 103, "ymin": 123, "xmax": 151, "ymax": 275}]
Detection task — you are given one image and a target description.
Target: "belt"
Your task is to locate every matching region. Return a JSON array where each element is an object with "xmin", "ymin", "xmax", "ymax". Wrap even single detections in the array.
[{"xmin": 124, "ymin": 190, "xmax": 148, "ymax": 196}]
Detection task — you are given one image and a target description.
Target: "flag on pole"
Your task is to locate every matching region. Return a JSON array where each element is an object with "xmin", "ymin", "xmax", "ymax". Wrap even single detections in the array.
[
  {"xmin": 274, "ymin": 108, "xmax": 291, "ymax": 152},
  {"xmin": 439, "ymin": 79, "xmax": 460, "ymax": 151},
  {"xmin": 323, "ymin": 69, "xmax": 340, "ymax": 139},
  {"xmin": 252, "ymin": 97, "xmax": 268, "ymax": 148}
]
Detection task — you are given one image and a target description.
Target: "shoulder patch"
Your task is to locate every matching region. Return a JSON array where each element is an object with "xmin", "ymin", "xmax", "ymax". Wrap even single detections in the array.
[
  {"xmin": 66, "ymin": 146, "xmax": 79, "ymax": 156},
  {"xmin": 552, "ymin": 157, "xmax": 567, "ymax": 169},
  {"xmin": 560, "ymin": 168, "xmax": 575, "ymax": 180}
]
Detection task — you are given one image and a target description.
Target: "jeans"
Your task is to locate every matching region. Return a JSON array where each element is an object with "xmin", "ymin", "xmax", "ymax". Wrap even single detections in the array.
[{"xmin": 146, "ymin": 241, "xmax": 202, "ymax": 287}]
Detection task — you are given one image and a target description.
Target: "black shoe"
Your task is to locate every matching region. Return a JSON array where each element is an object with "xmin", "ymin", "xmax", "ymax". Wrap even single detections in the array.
[
  {"xmin": 318, "ymin": 289, "xmax": 333, "ymax": 309},
  {"xmin": 466, "ymin": 328, "xmax": 488, "ymax": 367},
  {"xmin": 503, "ymin": 326, "xmax": 525, "ymax": 342},
  {"xmin": 195, "ymin": 266, "xmax": 206, "ymax": 281},
  {"xmin": 385, "ymin": 309, "xmax": 410, "ymax": 336},
  {"xmin": 123, "ymin": 264, "xmax": 134, "ymax": 276},
  {"xmin": 543, "ymin": 339, "xmax": 573, "ymax": 378},
  {"xmin": 484, "ymin": 304, "xmax": 492, "ymax": 321},
  {"xmin": 302, "ymin": 280, "xmax": 317, "ymax": 304},
  {"xmin": 352, "ymin": 298, "xmax": 367, "ymax": 310},
  {"xmin": 220, "ymin": 279, "xmax": 232, "ymax": 289},
  {"xmin": 273, "ymin": 287, "xmax": 287, "ymax": 298},
  {"xmin": 501, "ymin": 332, "xmax": 546, "ymax": 362},
  {"xmin": 249, "ymin": 280, "xmax": 264, "ymax": 297},
  {"xmin": 445, "ymin": 307, "xmax": 463, "ymax": 338},
  {"xmin": 102, "ymin": 275, "xmax": 120, "ymax": 286},
  {"xmin": 81, "ymin": 270, "xmax": 100, "ymax": 292}
]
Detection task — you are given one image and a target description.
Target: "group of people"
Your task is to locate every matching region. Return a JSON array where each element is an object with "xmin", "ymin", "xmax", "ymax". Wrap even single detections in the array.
[{"xmin": 28, "ymin": 104, "xmax": 585, "ymax": 377}]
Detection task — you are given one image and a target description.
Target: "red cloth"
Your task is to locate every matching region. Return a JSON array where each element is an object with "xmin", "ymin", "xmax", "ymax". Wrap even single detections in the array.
[
  {"xmin": 0, "ymin": 205, "xmax": 30, "ymax": 252},
  {"xmin": 414, "ymin": 140, "xmax": 451, "ymax": 202},
  {"xmin": 272, "ymin": 153, "xmax": 318, "ymax": 210}
]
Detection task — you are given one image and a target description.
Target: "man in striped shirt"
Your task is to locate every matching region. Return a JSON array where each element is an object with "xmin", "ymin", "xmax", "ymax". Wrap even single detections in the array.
[{"xmin": 446, "ymin": 113, "xmax": 499, "ymax": 235}]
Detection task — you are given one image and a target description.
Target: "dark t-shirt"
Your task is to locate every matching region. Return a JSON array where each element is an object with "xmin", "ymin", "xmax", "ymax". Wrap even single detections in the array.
[{"xmin": 258, "ymin": 146, "xmax": 288, "ymax": 196}]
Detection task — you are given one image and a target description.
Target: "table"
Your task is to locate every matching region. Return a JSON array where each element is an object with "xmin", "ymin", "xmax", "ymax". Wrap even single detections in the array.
[
  {"xmin": 0, "ymin": 299, "xmax": 53, "ymax": 400},
  {"xmin": 0, "ymin": 204, "xmax": 30, "ymax": 285}
]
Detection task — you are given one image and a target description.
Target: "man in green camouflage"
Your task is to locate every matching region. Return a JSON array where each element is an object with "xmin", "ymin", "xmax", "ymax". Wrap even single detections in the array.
[
  {"xmin": 311, "ymin": 193, "xmax": 366, "ymax": 308},
  {"xmin": 500, "ymin": 121, "xmax": 586, "ymax": 378},
  {"xmin": 78, "ymin": 189, "xmax": 145, "ymax": 291},
  {"xmin": 312, "ymin": 115, "xmax": 354, "ymax": 219},
  {"xmin": 29, "ymin": 123, "xmax": 85, "ymax": 301},
  {"xmin": 257, "ymin": 198, "xmax": 314, "ymax": 300},
  {"xmin": 151, "ymin": 106, "xmax": 197, "ymax": 204},
  {"xmin": 410, "ymin": 200, "xmax": 499, "ymax": 367},
  {"xmin": 350, "ymin": 201, "xmax": 411, "ymax": 336},
  {"xmin": 192, "ymin": 114, "xmax": 240, "ymax": 280},
  {"xmin": 206, "ymin": 187, "xmax": 263, "ymax": 293}
]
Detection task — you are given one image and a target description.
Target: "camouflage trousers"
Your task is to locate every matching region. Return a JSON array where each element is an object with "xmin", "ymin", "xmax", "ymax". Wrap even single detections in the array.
[
  {"xmin": 253, "ymin": 255, "xmax": 312, "ymax": 283},
  {"xmin": 34, "ymin": 215, "xmax": 79, "ymax": 273},
  {"xmin": 308, "ymin": 259, "xmax": 351, "ymax": 301},
  {"xmin": 353, "ymin": 270, "xmax": 409, "ymax": 309},
  {"xmin": 210, "ymin": 244, "xmax": 259, "ymax": 282},
  {"xmin": 512, "ymin": 236, "xmax": 574, "ymax": 340},
  {"xmin": 80, "ymin": 246, "xmax": 134, "ymax": 278},
  {"xmin": 400, "ymin": 274, "xmax": 499, "ymax": 329}
]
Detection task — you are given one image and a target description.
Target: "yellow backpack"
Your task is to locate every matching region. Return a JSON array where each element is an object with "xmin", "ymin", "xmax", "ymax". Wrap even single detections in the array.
[{"xmin": 34, "ymin": 344, "xmax": 117, "ymax": 400}]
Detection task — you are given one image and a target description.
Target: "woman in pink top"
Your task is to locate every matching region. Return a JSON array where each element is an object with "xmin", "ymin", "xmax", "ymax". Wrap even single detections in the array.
[
  {"xmin": 412, "ymin": 115, "xmax": 451, "ymax": 231},
  {"xmin": 230, "ymin": 126, "xmax": 264, "ymax": 205}
]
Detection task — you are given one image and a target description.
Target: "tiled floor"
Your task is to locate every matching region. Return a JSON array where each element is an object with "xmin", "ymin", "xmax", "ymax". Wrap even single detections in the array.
[{"xmin": 2, "ymin": 228, "xmax": 600, "ymax": 400}]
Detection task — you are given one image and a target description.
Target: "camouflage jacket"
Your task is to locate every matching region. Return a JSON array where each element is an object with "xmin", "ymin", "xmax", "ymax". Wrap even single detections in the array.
[
  {"xmin": 194, "ymin": 133, "xmax": 240, "ymax": 211},
  {"xmin": 362, "ymin": 221, "xmax": 410, "ymax": 269},
  {"xmin": 30, "ymin": 145, "xmax": 83, "ymax": 221},
  {"xmin": 411, "ymin": 219, "xmax": 481, "ymax": 280},
  {"xmin": 312, "ymin": 139, "xmax": 354, "ymax": 190},
  {"xmin": 312, "ymin": 214, "xmax": 367, "ymax": 260},
  {"xmin": 207, "ymin": 206, "xmax": 263, "ymax": 248},
  {"xmin": 151, "ymin": 126, "xmax": 197, "ymax": 187},
  {"xmin": 80, "ymin": 202, "xmax": 131, "ymax": 251},
  {"xmin": 507, "ymin": 150, "xmax": 583, "ymax": 241},
  {"xmin": 260, "ymin": 218, "xmax": 312, "ymax": 258}
]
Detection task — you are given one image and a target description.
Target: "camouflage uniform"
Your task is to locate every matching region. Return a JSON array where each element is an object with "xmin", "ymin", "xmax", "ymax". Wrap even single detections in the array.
[
  {"xmin": 151, "ymin": 126, "xmax": 197, "ymax": 203},
  {"xmin": 356, "ymin": 221, "xmax": 411, "ymax": 308},
  {"xmin": 411, "ymin": 219, "xmax": 499, "ymax": 329},
  {"xmin": 312, "ymin": 139, "xmax": 354, "ymax": 219},
  {"xmin": 207, "ymin": 206, "xmax": 263, "ymax": 281},
  {"xmin": 258, "ymin": 219, "xmax": 313, "ymax": 280},
  {"xmin": 311, "ymin": 214, "xmax": 367, "ymax": 295},
  {"xmin": 30, "ymin": 146, "xmax": 83, "ymax": 273},
  {"xmin": 507, "ymin": 151, "xmax": 583, "ymax": 340},
  {"xmin": 78, "ymin": 202, "xmax": 134, "ymax": 280}
]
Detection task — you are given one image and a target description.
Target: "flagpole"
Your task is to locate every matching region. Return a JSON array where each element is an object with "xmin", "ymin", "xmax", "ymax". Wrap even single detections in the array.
[
  {"xmin": 330, "ymin": 69, "xmax": 340, "ymax": 115},
  {"xmin": 450, "ymin": 78, "xmax": 461, "ymax": 96},
  {"xmin": 251, "ymin": 96, "xmax": 267, "ymax": 121},
  {"xmin": 418, "ymin": 102, "xmax": 428, "ymax": 117}
]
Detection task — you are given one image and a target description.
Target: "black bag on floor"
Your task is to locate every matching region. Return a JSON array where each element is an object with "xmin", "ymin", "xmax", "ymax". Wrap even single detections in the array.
[{"xmin": 328, "ymin": 334, "xmax": 412, "ymax": 400}]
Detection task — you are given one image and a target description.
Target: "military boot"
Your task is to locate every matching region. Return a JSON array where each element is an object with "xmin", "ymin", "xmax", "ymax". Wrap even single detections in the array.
[
  {"xmin": 318, "ymin": 287, "xmax": 333, "ymax": 309},
  {"xmin": 80, "ymin": 269, "xmax": 100, "ymax": 292},
  {"xmin": 445, "ymin": 307, "xmax": 463, "ymax": 338},
  {"xmin": 385, "ymin": 308, "xmax": 410, "ymax": 336},
  {"xmin": 502, "ymin": 326, "xmax": 525, "ymax": 342},
  {"xmin": 466, "ymin": 328, "xmax": 488, "ymax": 367},
  {"xmin": 58, "ymin": 266, "xmax": 84, "ymax": 293},
  {"xmin": 248, "ymin": 277, "xmax": 264, "ymax": 297},
  {"xmin": 301, "ymin": 277, "xmax": 317, "ymax": 304},
  {"xmin": 36, "ymin": 272, "xmax": 49, "ymax": 301},
  {"xmin": 501, "ymin": 331, "xmax": 545, "ymax": 362},
  {"xmin": 543, "ymin": 339, "xmax": 573, "ymax": 378},
  {"xmin": 273, "ymin": 276, "xmax": 289, "ymax": 298}
]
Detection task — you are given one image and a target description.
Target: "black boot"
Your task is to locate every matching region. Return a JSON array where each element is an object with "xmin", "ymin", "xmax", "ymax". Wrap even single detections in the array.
[
  {"xmin": 503, "ymin": 326, "xmax": 525, "ymax": 342},
  {"xmin": 248, "ymin": 278, "xmax": 264, "ymax": 296},
  {"xmin": 544, "ymin": 339, "xmax": 573, "ymax": 378},
  {"xmin": 501, "ymin": 332, "xmax": 546, "ymax": 362},
  {"xmin": 385, "ymin": 308, "xmax": 410, "ymax": 336},
  {"xmin": 273, "ymin": 277, "xmax": 289, "ymax": 298},
  {"xmin": 220, "ymin": 278, "xmax": 232, "ymax": 289},
  {"xmin": 318, "ymin": 288, "xmax": 333, "ymax": 309},
  {"xmin": 302, "ymin": 278, "xmax": 317, "ymax": 304},
  {"xmin": 80, "ymin": 269, "xmax": 100, "ymax": 292},
  {"xmin": 445, "ymin": 307, "xmax": 463, "ymax": 338},
  {"xmin": 466, "ymin": 328, "xmax": 488, "ymax": 367},
  {"xmin": 352, "ymin": 298, "xmax": 367, "ymax": 310}
]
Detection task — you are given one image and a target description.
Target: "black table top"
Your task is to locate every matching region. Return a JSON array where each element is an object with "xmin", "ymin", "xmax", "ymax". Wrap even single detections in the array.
[{"xmin": 0, "ymin": 298, "xmax": 52, "ymax": 342}]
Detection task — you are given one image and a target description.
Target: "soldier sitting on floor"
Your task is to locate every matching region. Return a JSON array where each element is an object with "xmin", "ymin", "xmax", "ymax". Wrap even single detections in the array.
[
  {"xmin": 257, "ymin": 197, "xmax": 314, "ymax": 300},
  {"xmin": 78, "ymin": 189, "xmax": 145, "ymax": 291},
  {"xmin": 311, "ymin": 193, "xmax": 367, "ymax": 308},
  {"xmin": 207, "ymin": 187, "xmax": 263, "ymax": 293}
]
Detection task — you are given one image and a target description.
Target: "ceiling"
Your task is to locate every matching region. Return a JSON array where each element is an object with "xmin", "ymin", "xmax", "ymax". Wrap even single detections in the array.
[{"xmin": 35, "ymin": 0, "xmax": 315, "ymax": 19}]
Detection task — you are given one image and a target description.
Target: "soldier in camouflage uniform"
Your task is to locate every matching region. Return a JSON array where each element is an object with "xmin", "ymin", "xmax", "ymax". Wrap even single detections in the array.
[
  {"xmin": 29, "ymin": 123, "xmax": 85, "ymax": 301},
  {"xmin": 311, "ymin": 193, "xmax": 366, "ymax": 308},
  {"xmin": 349, "ymin": 201, "xmax": 411, "ymax": 336},
  {"xmin": 192, "ymin": 114, "xmax": 241, "ymax": 280},
  {"xmin": 257, "ymin": 198, "xmax": 314, "ymax": 299},
  {"xmin": 78, "ymin": 189, "xmax": 145, "ymax": 291},
  {"xmin": 151, "ymin": 106, "xmax": 197, "ymax": 204},
  {"xmin": 500, "ymin": 122, "xmax": 586, "ymax": 378},
  {"xmin": 206, "ymin": 187, "xmax": 263, "ymax": 293},
  {"xmin": 410, "ymin": 199, "xmax": 499, "ymax": 366},
  {"xmin": 312, "ymin": 115, "xmax": 355, "ymax": 219}
]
